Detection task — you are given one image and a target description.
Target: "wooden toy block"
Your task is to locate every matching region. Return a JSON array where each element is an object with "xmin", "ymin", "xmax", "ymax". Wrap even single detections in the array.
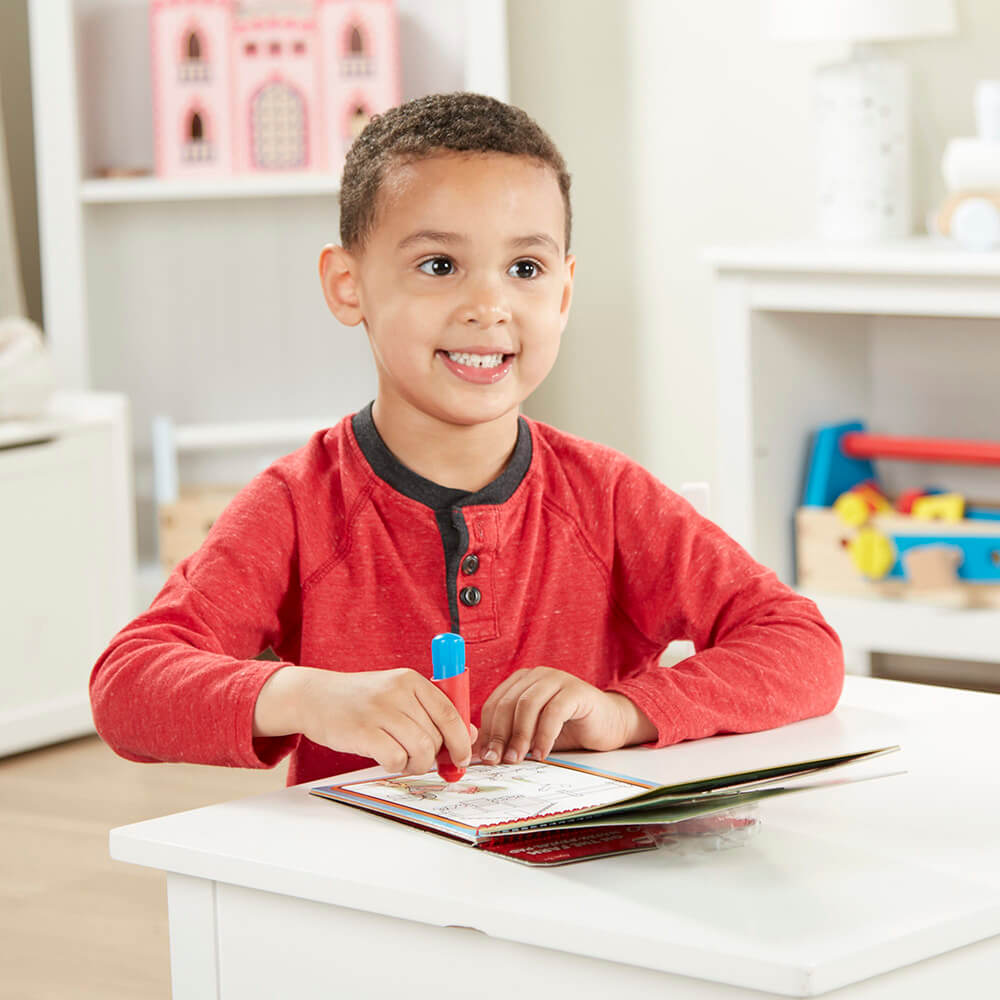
[
  {"xmin": 834, "ymin": 480, "xmax": 891, "ymax": 526},
  {"xmin": 911, "ymin": 492, "xmax": 965, "ymax": 522},
  {"xmin": 846, "ymin": 527, "xmax": 896, "ymax": 579},
  {"xmin": 900, "ymin": 544, "xmax": 969, "ymax": 608},
  {"xmin": 799, "ymin": 421, "xmax": 1000, "ymax": 605},
  {"xmin": 158, "ymin": 485, "xmax": 241, "ymax": 573},
  {"xmin": 895, "ymin": 487, "xmax": 945, "ymax": 514},
  {"xmin": 802, "ymin": 421, "xmax": 876, "ymax": 507},
  {"xmin": 795, "ymin": 507, "xmax": 1000, "ymax": 609}
]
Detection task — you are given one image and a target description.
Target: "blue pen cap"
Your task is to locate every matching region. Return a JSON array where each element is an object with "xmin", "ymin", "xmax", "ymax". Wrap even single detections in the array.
[{"xmin": 431, "ymin": 632, "xmax": 466, "ymax": 680}]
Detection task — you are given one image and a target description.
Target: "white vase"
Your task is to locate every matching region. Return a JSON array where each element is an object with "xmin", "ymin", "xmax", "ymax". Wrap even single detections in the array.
[
  {"xmin": 813, "ymin": 50, "xmax": 911, "ymax": 242},
  {"xmin": 974, "ymin": 80, "xmax": 1000, "ymax": 140}
]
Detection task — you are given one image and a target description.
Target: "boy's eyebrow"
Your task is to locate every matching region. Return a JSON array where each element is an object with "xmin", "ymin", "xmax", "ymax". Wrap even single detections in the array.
[{"xmin": 396, "ymin": 230, "xmax": 561, "ymax": 255}]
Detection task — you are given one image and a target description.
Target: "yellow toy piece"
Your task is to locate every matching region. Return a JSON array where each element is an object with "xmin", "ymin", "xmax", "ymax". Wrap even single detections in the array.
[
  {"xmin": 847, "ymin": 528, "xmax": 896, "ymax": 580},
  {"xmin": 834, "ymin": 492, "xmax": 871, "ymax": 526},
  {"xmin": 833, "ymin": 483, "xmax": 890, "ymax": 527},
  {"xmin": 911, "ymin": 492, "xmax": 965, "ymax": 522}
]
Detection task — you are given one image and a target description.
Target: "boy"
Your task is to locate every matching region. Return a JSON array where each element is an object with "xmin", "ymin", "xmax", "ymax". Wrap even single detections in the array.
[{"xmin": 90, "ymin": 93, "xmax": 843, "ymax": 787}]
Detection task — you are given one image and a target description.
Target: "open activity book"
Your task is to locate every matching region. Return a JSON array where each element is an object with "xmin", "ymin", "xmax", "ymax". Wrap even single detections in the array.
[{"xmin": 310, "ymin": 745, "xmax": 901, "ymax": 866}]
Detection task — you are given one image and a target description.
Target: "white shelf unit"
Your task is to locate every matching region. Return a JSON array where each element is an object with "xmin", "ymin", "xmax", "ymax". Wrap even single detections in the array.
[
  {"xmin": 79, "ymin": 174, "xmax": 342, "ymax": 203},
  {"xmin": 28, "ymin": 0, "xmax": 509, "ymax": 608},
  {"xmin": 707, "ymin": 237, "xmax": 1000, "ymax": 674},
  {"xmin": 0, "ymin": 392, "xmax": 134, "ymax": 755}
]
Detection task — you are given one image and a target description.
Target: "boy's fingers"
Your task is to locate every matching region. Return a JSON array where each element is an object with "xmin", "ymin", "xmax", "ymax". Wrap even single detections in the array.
[
  {"xmin": 480, "ymin": 673, "xmax": 537, "ymax": 764},
  {"xmin": 531, "ymin": 692, "xmax": 578, "ymax": 760},
  {"xmin": 415, "ymin": 681, "xmax": 473, "ymax": 768},
  {"xmin": 368, "ymin": 729, "xmax": 412, "ymax": 776},
  {"xmin": 383, "ymin": 712, "xmax": 439, "ymax": 775},
  {"xmin": 505, "ymin": 679, "xmax": 562, "ymax": 763},
  {"xmin": 474, "ymin": 672, "xmax": 519, "ymax": 761},
  {"xmin": 477, "ymin": 670, "xmax": 525, "ymax": 724}
]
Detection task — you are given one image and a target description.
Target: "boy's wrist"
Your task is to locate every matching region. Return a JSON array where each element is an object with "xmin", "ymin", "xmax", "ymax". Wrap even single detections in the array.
[
  {"xmin": 605, "ymin": 692, "xmax": 658, "ymax": 748},
  {"xmin": 252, "ymin": 665, "xmax": 309, "ymax": 738}
]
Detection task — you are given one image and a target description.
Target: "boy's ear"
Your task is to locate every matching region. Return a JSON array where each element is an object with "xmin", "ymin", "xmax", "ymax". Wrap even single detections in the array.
[
  {"xmin": 319, "ymin": 244, "xmax": 364, "ymax": 326},
  {"xmin": 559, "ymin": 254, "xmax": 576, "ymax": 328}
]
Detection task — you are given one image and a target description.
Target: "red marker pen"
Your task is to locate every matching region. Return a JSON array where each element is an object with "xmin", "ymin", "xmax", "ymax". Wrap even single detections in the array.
[{"xmin": 431, "ymin": 632, "xmax": 470, "ymax": 782}]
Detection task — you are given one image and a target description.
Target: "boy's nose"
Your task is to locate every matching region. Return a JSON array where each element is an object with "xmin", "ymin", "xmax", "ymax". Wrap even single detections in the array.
[
  {"xmin": 463, "ymin": 302, "xmax": 511, "ymax": 326},
  {"xmin": 460, "ymin": 275, "xmax": 511, "ymax": 326}
]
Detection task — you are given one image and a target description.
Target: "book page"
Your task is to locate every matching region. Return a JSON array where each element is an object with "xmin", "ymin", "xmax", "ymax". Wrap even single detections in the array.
[{"xmin": 331, "ymin": 760, "xmax": 650, "ymax": 830}]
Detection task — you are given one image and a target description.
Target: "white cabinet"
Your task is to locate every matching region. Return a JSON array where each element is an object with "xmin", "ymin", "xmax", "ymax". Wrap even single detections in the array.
[
  {"xmin": 707, "ymin": 238, "xmax": 1000, "ymax": 674},
  {"xmin": 0, "ymin": 392, "xmax": 135, "ymax": 755},
  {"xmin": 27, "ymin": 0, "xmax": 509, "ymax": 574}
]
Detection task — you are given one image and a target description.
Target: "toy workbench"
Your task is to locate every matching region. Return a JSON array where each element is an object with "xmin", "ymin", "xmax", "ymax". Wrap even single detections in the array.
[{"xmin": 797, "ymin": 421, "xmax": 1000, "ymax": 609}]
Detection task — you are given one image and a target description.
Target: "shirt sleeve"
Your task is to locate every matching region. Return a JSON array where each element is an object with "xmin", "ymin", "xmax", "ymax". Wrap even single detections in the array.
[
  {"xmin": 603, "ymin": 463, "xmax": 844, "ymax": 747},
  {"xmin": 89, "ymin": 468, "xmax": 304, "ymax": 769}
]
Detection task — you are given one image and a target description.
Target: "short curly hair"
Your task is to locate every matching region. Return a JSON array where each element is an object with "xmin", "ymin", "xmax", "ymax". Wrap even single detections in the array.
[{"xmin": 339, "ymin": 92, "xmax": 572, "ymax": 253}]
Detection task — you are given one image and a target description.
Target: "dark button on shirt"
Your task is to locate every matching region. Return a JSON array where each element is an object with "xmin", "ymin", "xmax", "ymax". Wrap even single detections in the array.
[
  {"xmin": 461, "ymin": 554, "xmax": 480, "ymax": 575},
  {"xmin": 459, "ymin": 585, "xmax": 482, "ymax": 607}
]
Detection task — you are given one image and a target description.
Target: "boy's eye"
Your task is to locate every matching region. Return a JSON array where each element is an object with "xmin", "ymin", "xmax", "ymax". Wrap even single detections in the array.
[
  {"xmin": 417, "ymin": 257, "xmax": 455, "ymax": 276},
  {"xmin": 508, "ymin": 259, "xmax": 542, "ymax": 279}
]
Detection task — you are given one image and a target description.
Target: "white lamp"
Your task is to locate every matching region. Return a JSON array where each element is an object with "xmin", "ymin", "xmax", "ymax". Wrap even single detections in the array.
[{"xmin": 765, "ymin": 0, "xmax": 958, "ymax": 242}]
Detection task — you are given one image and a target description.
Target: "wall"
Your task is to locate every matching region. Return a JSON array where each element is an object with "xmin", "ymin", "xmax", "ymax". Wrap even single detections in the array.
[{"xmin": 507, "ymin": 0, "xmax": 641, "ymax": 458}]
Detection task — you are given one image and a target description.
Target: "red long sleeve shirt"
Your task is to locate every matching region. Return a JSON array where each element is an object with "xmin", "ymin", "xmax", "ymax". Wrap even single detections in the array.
[{"xmin": 90, "ymin": 405, "xmax": 844, "ymax": 786}]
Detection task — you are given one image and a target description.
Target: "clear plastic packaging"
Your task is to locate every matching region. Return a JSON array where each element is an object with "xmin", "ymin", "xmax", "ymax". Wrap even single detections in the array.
[{"xmin": 644, "ymin": 806, "xmax": 762, "ymax": 856}]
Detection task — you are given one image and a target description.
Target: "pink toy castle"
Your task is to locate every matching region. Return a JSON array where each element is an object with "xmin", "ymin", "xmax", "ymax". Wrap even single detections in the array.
[{"xmin": 150, "ymin": 0, "xmax": 400, "ymax": 177}]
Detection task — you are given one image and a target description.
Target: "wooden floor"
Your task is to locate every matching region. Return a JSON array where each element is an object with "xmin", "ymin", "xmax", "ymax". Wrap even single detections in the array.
[{"xmin": 0, "ymin": 733, "xmax": 286, "ymax": 999}]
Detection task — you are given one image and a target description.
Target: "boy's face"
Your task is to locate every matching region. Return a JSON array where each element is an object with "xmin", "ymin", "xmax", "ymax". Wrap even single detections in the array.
[{"xmin": 322, "ymin": 152, "xmax": 575, "ymax": 433}]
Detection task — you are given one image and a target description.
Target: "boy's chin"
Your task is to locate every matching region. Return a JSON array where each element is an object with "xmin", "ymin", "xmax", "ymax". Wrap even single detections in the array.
[{"xmin": 434, "ymin": 405, "xmax": 522, "ymax": 430}]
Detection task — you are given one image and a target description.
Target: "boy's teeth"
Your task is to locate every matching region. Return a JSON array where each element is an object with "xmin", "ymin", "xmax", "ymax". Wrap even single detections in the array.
[{"xmin": 446, "ymin": 351, "xmax": 505, "ymax": 368}]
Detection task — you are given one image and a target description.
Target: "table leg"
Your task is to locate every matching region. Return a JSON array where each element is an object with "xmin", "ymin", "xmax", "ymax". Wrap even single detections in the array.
[{"xmin": 166, "ymin": 873, "xmax": 220, "ymax": 1000}]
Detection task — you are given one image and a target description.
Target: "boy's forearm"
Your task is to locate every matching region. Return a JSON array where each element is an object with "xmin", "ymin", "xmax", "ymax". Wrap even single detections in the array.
[
  {"xmin": 253, "ymin": 665, "xmax": 309, "ymax": 738},
  {"xmin": 607, "ymin": 692, "xmax": 658, "ymax": 747}
]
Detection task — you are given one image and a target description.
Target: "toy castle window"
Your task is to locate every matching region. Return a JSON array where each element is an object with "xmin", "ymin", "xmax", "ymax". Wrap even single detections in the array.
[
  {"xmin": 270, "ymin": 41, "xmax": 282, "ymax": 56},
  {"xmin": 245, "ymin": 42, "xmax": 258, "ymax": 56},
  {"xmin": 341, "ymin": 23, "xmax": 373, "ymax": 77},
  {"xmin": 347, "ymin": 101, "xmax": 371, "ymax": 140},
  {"xmin": 182, "ymin": 110, "xmax": 214, "ymax": 163},
  {"xmin": 252, "ymin": 82, "xmax": 307, "ymax": 169},
  {"xmin": 180, "ymin": 28, "xmax": 211, "ymax": 82},
  {"xmin": 294, "ymin": 40, "xmax": 307, "ymax": 55}
]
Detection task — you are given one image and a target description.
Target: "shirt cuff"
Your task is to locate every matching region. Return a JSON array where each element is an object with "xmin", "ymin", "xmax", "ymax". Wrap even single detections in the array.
[
  {"xmin": 606, "ymin": 675, "xmax": 682, "ymax": 750},
  {"xmin": 232, "ymin": 660, "xmax": 302, "ymax": 768}
]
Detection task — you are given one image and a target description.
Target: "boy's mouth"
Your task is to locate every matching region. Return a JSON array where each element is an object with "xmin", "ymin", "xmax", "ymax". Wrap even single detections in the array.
[
  {"xmin": 437, "ymin": 349, "xmax": 515, "ymax": 384},
  {"xmin": 444, "ymin": 350, "xmax": 506, "ymax": 369}
]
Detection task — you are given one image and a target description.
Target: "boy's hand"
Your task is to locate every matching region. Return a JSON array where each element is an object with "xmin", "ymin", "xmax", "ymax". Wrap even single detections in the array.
[
  {"xmin": 256, "ymin": 666, "xmax": 475, "ymax": 776},
  {"xmin": 473, "ymin": 667, "xmax": 654, "ymax": 765}
]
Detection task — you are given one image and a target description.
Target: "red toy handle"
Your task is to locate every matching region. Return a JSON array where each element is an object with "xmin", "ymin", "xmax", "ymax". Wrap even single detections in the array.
[
  {"xmin": 842, "ymin": 431, "xmax": 1000, "ymax": 467},
  {"xmin": 432, "ymin": 669, "xmax": 471, "ymax": 782}
]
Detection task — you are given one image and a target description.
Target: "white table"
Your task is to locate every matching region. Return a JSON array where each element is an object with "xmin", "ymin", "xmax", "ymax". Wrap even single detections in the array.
[{"xmin": 110, "ymin": 676, "xmax": 1000, "ymax": 998}]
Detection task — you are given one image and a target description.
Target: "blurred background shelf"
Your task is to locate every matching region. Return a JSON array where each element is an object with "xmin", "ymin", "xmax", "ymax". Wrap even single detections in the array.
[
  {"xmin": 80, "ymin": 174, "xmax": 342, "ymax": 203},
  {"xmin": 802, "ymin": 591, "xmax": 1000, "ymax": 665},
  {"xmin": 708, "ymin": 239, "xmax": 1000, "ymax": 685}
]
